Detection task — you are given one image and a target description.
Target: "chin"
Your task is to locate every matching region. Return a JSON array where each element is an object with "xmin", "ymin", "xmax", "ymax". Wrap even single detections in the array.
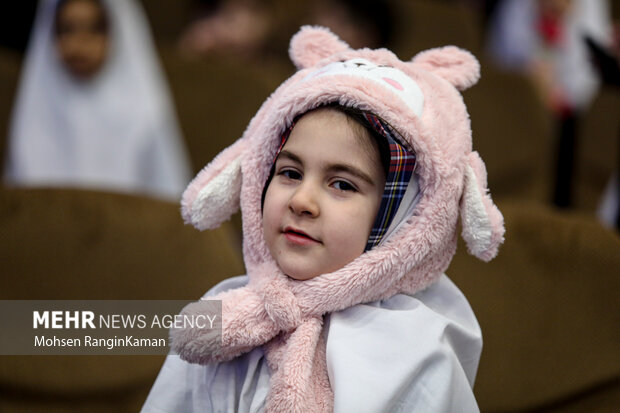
[
  {"xmin": 284, "ymin": 272, "xmax": 319, "ymax": 281},
  {"xmin": 280, "ymin": 265, "xmax": 321, "ymax": 281},
  {"xmin": 66, "ymin": 61, "xmax": 103, "ymax": 81}
]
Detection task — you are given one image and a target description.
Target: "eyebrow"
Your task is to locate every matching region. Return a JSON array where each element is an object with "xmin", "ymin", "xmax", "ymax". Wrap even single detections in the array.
[{"xmin": 277, "ymin": 150, "xmax": 377, "ymax": 186}]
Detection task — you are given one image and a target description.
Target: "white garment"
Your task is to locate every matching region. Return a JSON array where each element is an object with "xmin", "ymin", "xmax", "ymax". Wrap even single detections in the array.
[
  {"xmin": 4, "ymin": 0, "xmax": 191, "ymax": 200},
  {"xmin": 486, "ymin": 0, "xmax": 612, "ymax": 109},
  {"xmin": 142, "ymin": 275, "xmax": 482, "ymax": 413}
]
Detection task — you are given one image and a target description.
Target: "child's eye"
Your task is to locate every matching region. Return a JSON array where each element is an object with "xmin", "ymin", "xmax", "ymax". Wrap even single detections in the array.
[
  {"xmin": 279, "ymin": 169, "xmax": 302, "ymax": 180},
  {"xmin": 332, "ymin": 180, "xmax": 357, "ymax": 192}
]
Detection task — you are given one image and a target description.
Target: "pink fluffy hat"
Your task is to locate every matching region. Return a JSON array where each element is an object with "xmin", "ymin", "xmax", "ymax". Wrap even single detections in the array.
[{"xmin": 172, "ymin": 26, "xmax": 505, "ymax": 412}]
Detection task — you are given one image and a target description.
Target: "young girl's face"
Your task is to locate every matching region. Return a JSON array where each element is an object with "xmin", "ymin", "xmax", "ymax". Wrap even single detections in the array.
[
  {"xmin": 262, "ymin": 108, "xmax": 386, "ymax": 280},
  {"xmin": 55, "ymin": 0, "xmax": 108, "ymax": 80}
]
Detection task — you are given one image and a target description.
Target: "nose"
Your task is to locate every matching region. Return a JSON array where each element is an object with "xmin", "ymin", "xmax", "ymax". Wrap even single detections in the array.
[{"xmin": 288, "ymin": 182, "xmax": 319, "ymax": 217}]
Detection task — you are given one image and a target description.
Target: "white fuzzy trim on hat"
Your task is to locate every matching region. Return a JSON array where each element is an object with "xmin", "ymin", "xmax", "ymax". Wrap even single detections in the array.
[
  {"xmin": 191, "ymin": 157, "xmax": 242, "ymax": 230},
  {"xmin": 461, "ymin": 164, "xmax": 493, "ymax": 258}
]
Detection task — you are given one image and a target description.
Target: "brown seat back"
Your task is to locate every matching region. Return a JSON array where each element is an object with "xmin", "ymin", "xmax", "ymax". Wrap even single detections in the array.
[
  {"xmin": 0, "ymin": 187, "xmax": 244, "ymax": 412},
  {"xmin": 449, "ymin": 201, "xmax": 620, "ymax": 411}
]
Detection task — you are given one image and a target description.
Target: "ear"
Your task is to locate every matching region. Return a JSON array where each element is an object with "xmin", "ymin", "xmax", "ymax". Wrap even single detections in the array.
[
  {"xmin": 181, "ymin": 139, "xmax": 247, "ymax": 231},
  {"xmin": 460, "ymin": 152, "xmax": 505, "ymax": 261},
  {"xmin": 289, "ymin": 25, "xmax": 350, "ymax": 70},
  {"xmin": 411, "ymin": 46, "xmax": 480, "ymax": 91}
]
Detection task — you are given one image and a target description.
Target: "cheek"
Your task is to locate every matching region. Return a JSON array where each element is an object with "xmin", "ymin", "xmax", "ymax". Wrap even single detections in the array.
[
  {"xmin": 354, "ymin": 196, "xmax": 382, "ymax": 233},
  {"xmin": 261, "ymin": 187, "xmax": 283, "ymax": 243},
  {"xmin": 56, "ymin": 38, "xmax": 71, "ymax": 58},
  {"xmin": 79, "ymin": 36, "xmax": 107, "ymax": 63},
  {"xmin": 91, "ymin": 36, "xmax": 108, "ymax": 60},
  {"xmin": 326, "ymin": 202, "xmax": 376, "ymax": 252}
]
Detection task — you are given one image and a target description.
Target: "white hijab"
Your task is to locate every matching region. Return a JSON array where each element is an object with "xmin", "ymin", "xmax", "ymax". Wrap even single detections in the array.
[{"xmin": 4, "ymin": 0, "xmax": 191, "ymax": 200}]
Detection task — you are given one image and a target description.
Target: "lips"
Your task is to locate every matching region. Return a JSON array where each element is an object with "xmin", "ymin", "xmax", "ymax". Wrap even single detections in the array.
[{"xmin": 282, "ymin": 227, "xmax": 320, "ymax": 245}]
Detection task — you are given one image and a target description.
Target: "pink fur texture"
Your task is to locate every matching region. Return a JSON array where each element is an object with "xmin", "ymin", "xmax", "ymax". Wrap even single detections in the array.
[
  {"xmin": 412, "ymin": 46, "xmax": 481, "ymax": 91},
  {"xmin": 171, "ymin": 26, "xmax": 505, "ymax": 412},
  {"xmin": 289, "ymin": 25, "xmax": 350, "ymax": 69}
]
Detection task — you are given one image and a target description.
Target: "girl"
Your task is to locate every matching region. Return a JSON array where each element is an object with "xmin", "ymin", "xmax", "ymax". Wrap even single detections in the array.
[{"xmin": 143, "ymin": 26, "xmax": 505, "ymax": 412}]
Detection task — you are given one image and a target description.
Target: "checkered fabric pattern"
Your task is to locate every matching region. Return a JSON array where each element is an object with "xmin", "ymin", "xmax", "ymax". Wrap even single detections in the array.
[{"xmin": 363, "ymin": 113, "xmax": 416, "ymax": 251}]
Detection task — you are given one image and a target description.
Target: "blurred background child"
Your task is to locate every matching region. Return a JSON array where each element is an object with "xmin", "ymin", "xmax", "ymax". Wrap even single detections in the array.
[
  {"xmin": 486, "ymin": 0, "xmax": 613, "ymax": 208},
  {"xmin": 3, "ymin": 0, "xmax": 191, "ymax": 200}
]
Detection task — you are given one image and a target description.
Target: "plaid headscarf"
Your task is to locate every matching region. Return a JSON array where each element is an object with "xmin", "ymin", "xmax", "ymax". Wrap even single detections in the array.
[
  {"xmin": 269, "ymin": 110, "xmax": 417, "ymax": 252},
  {"xmin": 362, "ymin": 113, "xmax": 417, "ymax": 250}
]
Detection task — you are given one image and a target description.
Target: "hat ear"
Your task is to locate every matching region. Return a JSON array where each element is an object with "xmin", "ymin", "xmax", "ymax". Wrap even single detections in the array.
[
  {"xmin": 460, "ymin": 152, "xmax": 505, "ymax": 261},
  {"xmin": 181, "ymin": 139, "xmax": 247, "ymax": 231},
  {"xmin": 289, "ymin": 25, "xmax": 351, "ymax": 70},
  {"xmin": 411, "ymin": 46, "xmax": 480, "ymax": 91}
]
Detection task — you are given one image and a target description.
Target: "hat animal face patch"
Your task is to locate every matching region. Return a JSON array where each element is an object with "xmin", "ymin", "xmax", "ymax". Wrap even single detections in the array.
[{"xmin": 302, "ymin": 58, "xmax": 425, "ymax": 117}]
